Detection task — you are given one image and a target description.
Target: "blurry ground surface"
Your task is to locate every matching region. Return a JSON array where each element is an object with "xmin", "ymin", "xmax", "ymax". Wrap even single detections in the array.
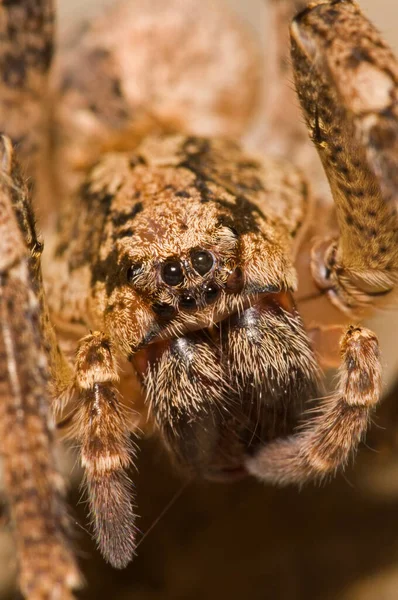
[{"xmin": 2, "ymin": 1, "xmax": 398, "ymax": 599}]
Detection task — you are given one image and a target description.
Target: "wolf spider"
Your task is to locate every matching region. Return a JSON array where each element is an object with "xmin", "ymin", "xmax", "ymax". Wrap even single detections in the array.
[{"xmin": 0, "ymin": 0, "xmax": 397, "ymax": 597}]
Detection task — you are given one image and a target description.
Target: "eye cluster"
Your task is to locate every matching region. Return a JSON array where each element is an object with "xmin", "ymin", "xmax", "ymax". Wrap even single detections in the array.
[
  {"xmin": 127, "ymin": 248, "xmax": 222, "ymax": 319},
  {"xmin": 161, "ymin": 249, "xmax": 219, "ymax": 313}
]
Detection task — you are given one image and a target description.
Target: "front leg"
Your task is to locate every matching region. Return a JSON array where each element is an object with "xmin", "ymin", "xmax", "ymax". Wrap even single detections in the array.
[
  {"xmin": 291, "ymin": 0, "xmax": 398, "ymax": 315},
  {"xmin": 246, "ymin": 326, "xmax": 381, "ymax": 484},
  {"xmin": 65, "ymin": 332, "xmax": 136, "ymax": 568}
]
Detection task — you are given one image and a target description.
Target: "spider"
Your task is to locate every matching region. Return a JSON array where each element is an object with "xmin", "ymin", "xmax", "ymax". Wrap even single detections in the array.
[{"xmin": 0, "ymin": 0, "xmax": 396, "ymax": 597}]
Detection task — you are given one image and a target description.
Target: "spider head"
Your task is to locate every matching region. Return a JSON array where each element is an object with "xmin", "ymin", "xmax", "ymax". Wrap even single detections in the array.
[
  {"xmin": 124, "ymin": 220, "xmax": 243, "ymax": 341},
  {"xmin": 100, "ymin": 186, "xmax": 296, "ymax": 354},
  {"xmin": 88, "ymin": 136, "xmax": 318, "ymax": 480}
]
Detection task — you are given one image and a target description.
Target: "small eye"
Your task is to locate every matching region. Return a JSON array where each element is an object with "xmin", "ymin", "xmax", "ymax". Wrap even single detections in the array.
[
  {"xmin": 127, "ymin": 263, "xmax": 143, "ymax": 283},
  {"xmin": 225, "ymin": 266, "xmax": 244, "ymax": 293},
  {"xmin": 161, "ymin": 260, "xmax": 184, "ymax": 286},
  {"xmin": 180, "ymin": 292, "xmax": 197, "ymax": 312},
  {"xmin": 152, "ymin": 302, "xmax": 176, "ymax": 320},
  {"xmin": 191, "ymin": 249, "xmax": 214, "ymax": 276},
  {"xmin": 203, "ymin": 282, "xmax": 219, "ymax": 304}
]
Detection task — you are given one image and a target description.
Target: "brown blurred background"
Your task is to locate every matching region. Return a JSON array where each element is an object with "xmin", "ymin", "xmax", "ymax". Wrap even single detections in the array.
[
  {"xmin": 58, "ymin": 0, "xmax": 398, "ymax": 53},
  {"xmin": 2, "ymin": 1, "xmax": 398, "ymax": 599}
]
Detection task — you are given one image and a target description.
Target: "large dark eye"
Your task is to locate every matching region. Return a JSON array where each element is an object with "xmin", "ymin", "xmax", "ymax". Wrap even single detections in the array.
[
  {"xmin": 179, "ymin": 292, "xmax": 197, "ymax": 312},
  {"xmin": 161, "ymin": 260, "xmax": 184, "ymax": 286},
  {"xmin": 127, "ymin": 263, "xmax": 143, "ymax": 283},
  {"xmin": 191, "ymin": 249, "xmax": 214, "ymax": 276}
]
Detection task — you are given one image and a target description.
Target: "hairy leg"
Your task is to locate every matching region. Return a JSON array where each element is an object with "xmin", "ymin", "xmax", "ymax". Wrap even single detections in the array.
[
  {"xmin": 0, "ymin": 137, "xmax": 79, "ymax": 599},
  {"xmin": 65, "ymin": 332, "xmax": 136, "ymax": 569},
  {"xmin": 0, "ymin": 0, "xmax": 54, "ymax": 218},
  {"xmin": 291, "ymin": 0, "xmax": 398, "ymax": 315},
  {"xmin": 246, "ymin": 325, "xmax": 381, "ymax": 484}
]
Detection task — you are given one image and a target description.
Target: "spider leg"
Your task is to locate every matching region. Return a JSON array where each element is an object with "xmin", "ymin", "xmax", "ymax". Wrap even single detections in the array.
[
  {"xmin": 246, "ymin": 325, "xmax": 381, "ymax": 485},
  {"xmin": 67, "ymin": 332, "xmax": 136, "ymax": 569},
  {"xmin": 0, "ymin": 137, "xmax": 79, "ymax": 598},
  {"xmin": 0, "ymin": 0, "xmax": 54, "ymax": 216},
  {"xmin": 291, "ymin": 0, "xmax": 398, "ymax": 316}
]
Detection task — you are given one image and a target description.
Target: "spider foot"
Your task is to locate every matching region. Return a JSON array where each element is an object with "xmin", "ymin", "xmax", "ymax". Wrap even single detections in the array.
[
  {"xmin": 245, "ymin": 325, "xmax": 381, "ymax": 485},
  {"xmin": 310, "ymin": 237, "xmax": 396, "ymax": 316},
  {"xmin": 69, "ymin": 333, "xmax": 136, "ymax": 568}
]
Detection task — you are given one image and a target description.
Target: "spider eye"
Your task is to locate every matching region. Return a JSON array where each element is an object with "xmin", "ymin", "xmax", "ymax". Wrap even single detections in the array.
[
  {"xmin": 161, "ymin": 260, "xmax": 184, "ymax": 286},
  {"xmin": 203, "ymin": 282, "xmax": 219, "ymax": 304},
  {"xmin": 179, "ymin": 292, "xmax": 197, "ymax": 311},
  {"xmin": 127, "ymin": 263, "xmax": 143, "ymax": 283},
  {"xmin": 225, "ymin": 266, "xmax": 244, "ymax": 293},
  {"xmin": 191, "ymin": 249, "xmax": 214, "ymax": 276}
]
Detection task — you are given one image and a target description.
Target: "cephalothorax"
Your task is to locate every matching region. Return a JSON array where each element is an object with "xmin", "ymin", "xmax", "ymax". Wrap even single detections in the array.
[{"xmin": 0, "ymin": 0, "xmax": 397, "ymax": 597}]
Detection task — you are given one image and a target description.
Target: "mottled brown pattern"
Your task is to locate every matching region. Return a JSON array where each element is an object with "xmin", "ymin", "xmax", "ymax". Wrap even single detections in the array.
[
  {"xmin": 69, "ymin": 332, "xmax": 136, "ymax": 569},
  {"xmin": 0, "ymin": 0, "xmax": 53, "ymax": 196},
  {"xmin": 247, "ymin": 326, "xmax": 381, "ymax": 484},
  {"xmin": 0, "ymin": 138, "xmax": 79, "ymax": 598},
  {"xmin": 0, "ymin": 0, "xmax": 396, "ymax": 598},
  {"xmin": 291, "ymin": 0, "xmax": 398, "ymax": 313},
  {"xmin": 50, "ymin": 0, "xmax": 262, "ymax": 204}
]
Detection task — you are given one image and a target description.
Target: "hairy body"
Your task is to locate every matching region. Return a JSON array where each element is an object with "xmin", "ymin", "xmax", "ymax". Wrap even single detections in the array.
[{"xmin": 0, "ymin": 0, "xmax": 397, "ymax": 597}]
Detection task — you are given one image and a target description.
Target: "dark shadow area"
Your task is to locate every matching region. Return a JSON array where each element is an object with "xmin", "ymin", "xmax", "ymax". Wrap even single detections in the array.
[
  {"xmin": 62, "ymin": 378, "xmax": 398, "ymax": 600},
  {"xmin": 5, "ymin": 380, "xmax": 398, "ymax": 600}
]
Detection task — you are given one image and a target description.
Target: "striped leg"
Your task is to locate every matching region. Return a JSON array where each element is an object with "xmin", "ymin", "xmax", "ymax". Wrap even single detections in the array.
[
  {"xmin": 246, "ymin": 326, "xmax": 381, "ymax": 485},
  {"xmin": 0, "ymin": 137, "xmax": 79, "ymax": 598},
  {"xmin": 291, "ymin": 0, "xmax": 398, "ymax": 315},
  {"xmin": 67, "ymin": 332, "xmax": 136, "ymax": 569}
]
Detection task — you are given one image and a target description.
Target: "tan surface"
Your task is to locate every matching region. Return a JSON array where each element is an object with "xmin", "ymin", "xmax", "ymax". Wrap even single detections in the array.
[{"xmin": 58, "ymin": 0, "xmax": 398, "ymax": 53}]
